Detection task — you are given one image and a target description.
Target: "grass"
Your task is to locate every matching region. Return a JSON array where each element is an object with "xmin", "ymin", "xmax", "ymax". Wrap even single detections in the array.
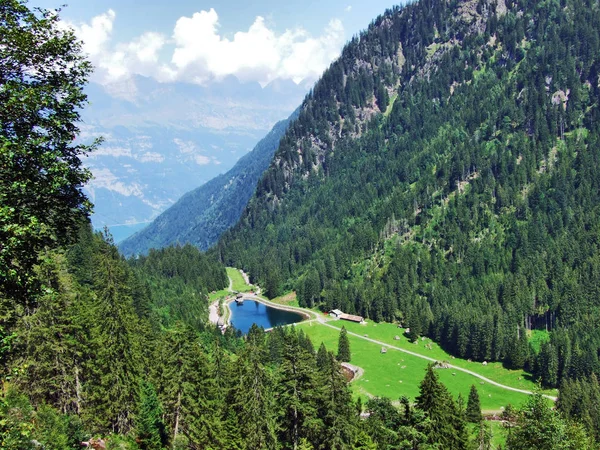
[
  {"xmin": 226, "ymin": 267, "xmax": 254, "ymax": 293},
  {"xmin": 297, "ymin": 320, "xmax": 554, "ymax": 412},
  {"xmin": 270, "ymin": 291, "xmax": 300, "ymax": 307},
  {"xmin": 384, "ymin": 94, "xmax": 398, "ymax": 117},
  {"xmin": 468, "ymin": 421, "xmax": 508, "ymax": 448},
  {"xmin": 208, "ymin": 288, "xmax": 230, "ymax": 303},
  {"xmin": 528, "ymin": 329, "xmax": 550, "ymax": 353},
  {"xmin": 336, "ymin": 321, "xmax": 556, "ymax": 397}
]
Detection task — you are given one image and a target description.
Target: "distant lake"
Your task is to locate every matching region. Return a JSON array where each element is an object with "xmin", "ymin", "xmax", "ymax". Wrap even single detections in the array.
[
  {"xmin": 229, "ymin": 300, "xmax": 304, "ymax": 334},
  {"xmin": 104, "ymin": 222, "xmax": 150, "ymax": 243}
]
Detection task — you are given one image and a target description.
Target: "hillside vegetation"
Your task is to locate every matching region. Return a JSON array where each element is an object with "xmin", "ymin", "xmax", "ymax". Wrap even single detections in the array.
[
  {"xmin": 4, "ymin": 0, "xmax": 600, "ymax": 447},
  {"xmin": 217, "ymin": 0, "xmax": 600, "ymax": 401}
]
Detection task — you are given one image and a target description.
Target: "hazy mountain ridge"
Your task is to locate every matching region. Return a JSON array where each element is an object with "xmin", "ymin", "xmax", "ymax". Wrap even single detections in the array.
[
  {"xmin": 81, "ymin": 75, "xmax": 308, "ymax": 234},
  {"xmin": 119, "ymin": 109, "xmax": 299, "ymax": 255}
]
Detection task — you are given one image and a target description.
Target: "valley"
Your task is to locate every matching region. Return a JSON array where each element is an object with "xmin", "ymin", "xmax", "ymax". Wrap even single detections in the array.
[
  {"xmin": 216, "ymin": 269, "xmax": 554, "ymax": 413},
  {"xmin": 5, "ymin": 0, "xmax": 600, "ymax": 447}
]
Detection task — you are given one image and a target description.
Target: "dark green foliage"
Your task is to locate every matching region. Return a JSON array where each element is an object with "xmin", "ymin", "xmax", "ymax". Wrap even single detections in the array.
[
  {"xmin": 466, "ymin": 385, "xmax": 482, "ymax": 423},
  {"xmin": 214, "ymin": 0, "xmax": 600, "ymax": 393},
  {"xmin": 128, "ymin": 244, "xmax": 228, "ymax": 329},
  {"xmin": 6, "ymin": 0, "xmax": 600, "ymax": 448},
  {"xmin": 337, "ymin": 326, "xmax": 351, "ymax": 362},
  {"xmin": 119, "ymin": 111, "xmax": 298, "ymax": 256},
  {"xmin": 316, "ymin": 342, "xmax": 329, "ymax": 370},
  {"xmin": 0, "ymin": 0, "xmax": 99, "ymax": 304},
  {"xmin": 136, "ymin": 381, "xmax": 166, "ymax": 450},
  {"xmin": 415, "ymin": 364, "xmax": 468, "ymax": 449},
  {"xmin": 84, "ymin": 234, "xmax": 143, "ymax": 434},
  {"xmin": 506, "ymin": 392, "xmax": 593, "ymax": 450},
  {"xmin": 558, "ymin": 374, "xmax": 600, "ymax": 442}
]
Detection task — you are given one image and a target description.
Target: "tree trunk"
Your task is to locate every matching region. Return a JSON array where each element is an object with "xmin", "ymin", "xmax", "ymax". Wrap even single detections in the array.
[{"xmin": 173, "ymin": 390, "xmax": 182, "ymax": 446}]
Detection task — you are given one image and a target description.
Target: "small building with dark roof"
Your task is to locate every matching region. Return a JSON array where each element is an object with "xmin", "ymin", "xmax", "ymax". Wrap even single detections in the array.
[
  {"xmin": 340, "ymin": 313, "xmax": 365, "ymax": 323},
  {"xmin": 330, "ymin": 309, "xmax": 344, "ymax": 318}
]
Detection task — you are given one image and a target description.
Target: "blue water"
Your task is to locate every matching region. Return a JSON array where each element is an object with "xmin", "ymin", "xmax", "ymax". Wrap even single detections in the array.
[
  {"xmin": 229, "ymin": 300, "xmax": 304, "ymax": 334},
  {"xmin": 103, "ymin": 222, "xmax": 150, "ymax": 243}
]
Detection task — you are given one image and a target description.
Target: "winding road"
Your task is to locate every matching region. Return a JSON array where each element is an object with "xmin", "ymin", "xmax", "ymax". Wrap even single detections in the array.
[
  {"xmin": 317, "ymin": 320, "xmax": 557, "ymax": 401},
  {"xmin": 214, "ymin": 270, "xmax": 557, "ymax": 402}
]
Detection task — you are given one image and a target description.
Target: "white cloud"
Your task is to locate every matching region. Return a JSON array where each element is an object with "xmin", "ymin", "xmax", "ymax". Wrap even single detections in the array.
[
  {"xmin": 77, "ymin": 9, "xmax": 115, "ymax": 57},
  {"xmin": 66, "ymin": 8, "xmax": 345, "ymax": 88},
  {"xmin": 345, "ymin": 6, "xmax": 352, "ymax": 12},
  {"xmin": 138, "ymin": 152, "xmax": 165, "ymax": 163},
  {"xmin": 194, "ymin": 155, "xmax": 211, "ymax": 165},
  {"xmin": 173, "ymin": 138, "xmax": 196, "ymax": 154},
  {"xmin": 173, "ymin": 138, "xmax": 214, "ymax": 165},
  {"xmin": 88, "ymin": 168, "xmax": 144, "ymax": 197},
  {"xmin": 88, "ymin": 145, "xmax": 132, "ymax": 158}
]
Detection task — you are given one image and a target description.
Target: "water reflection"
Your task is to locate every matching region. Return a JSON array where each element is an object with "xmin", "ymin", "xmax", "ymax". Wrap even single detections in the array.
[{"xmin": 229, "ymin": 300, "xmax": 304, "ymax": 334}]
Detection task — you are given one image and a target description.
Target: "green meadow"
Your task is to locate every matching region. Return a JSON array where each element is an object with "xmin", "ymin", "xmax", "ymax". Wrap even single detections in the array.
[
  {"xmin": 226, "ymin": 267, "xmax": 254, "ymax": 293},
  {"xmin": 298, "ymin": 320, "xmax": 555, "ymax": 413}
]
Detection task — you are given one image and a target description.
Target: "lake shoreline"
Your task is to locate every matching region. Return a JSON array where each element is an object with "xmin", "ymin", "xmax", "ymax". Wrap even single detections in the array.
[{"xmin": 225, "ymin": 296, "xmax": 311, "ymax": 333}]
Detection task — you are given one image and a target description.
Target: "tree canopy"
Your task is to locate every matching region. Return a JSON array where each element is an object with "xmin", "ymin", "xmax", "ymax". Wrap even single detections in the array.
[{"xmin": 0, "ymin": 0, "xmax": 99, "ymax": 304}]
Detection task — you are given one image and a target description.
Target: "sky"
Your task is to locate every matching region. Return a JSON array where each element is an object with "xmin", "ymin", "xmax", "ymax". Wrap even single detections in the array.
[{"xmin": 31, "ymin": 0, "xmax": 400, "ymax": 88}]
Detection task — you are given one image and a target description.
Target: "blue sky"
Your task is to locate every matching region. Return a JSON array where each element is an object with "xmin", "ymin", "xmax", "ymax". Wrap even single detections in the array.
[{"xmin": 32, "ymin": 0, "xmax": 401, "ymax": 87}]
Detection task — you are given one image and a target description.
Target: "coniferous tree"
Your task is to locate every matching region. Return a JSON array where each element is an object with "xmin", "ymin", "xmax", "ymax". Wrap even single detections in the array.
[
  {"xmin": 136, "ymin": 381, "xmax": 166, "ymax": 450},
  {"xmin": 316, "ymin": 342, "xmax": 329, "ymax": 370},
  {"xmin": 506, "ymin": 392, "xmax": 593, "ymax": 450},
  {"xmin": 466, "ymin": 385, "xmax": 482, "ymax": 423},
  {"xmin": 84, "ymin": 236, "xmax": 141, "ymax": 434},
  {"xmin": 337, "ymin": 326, "xmax": 351, "ymax": 362},
  {"xmin": 415, "ymin": 364, "xmax": 467, "ymax": 449},
  {"xmin": 317, "ymin": 351, "xmax": 357, "ymax": 449},
  {"xmin": 229, "ymin": 344, "xmax": 278, "ymax": 450},
  {"xmin": 276, "ymin": 327, "xmax": 321, "ymax": 448}
]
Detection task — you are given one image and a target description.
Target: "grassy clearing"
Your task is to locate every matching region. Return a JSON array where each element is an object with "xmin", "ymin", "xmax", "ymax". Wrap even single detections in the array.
[
  {"xmin": 270, "ymin": 291, "xmax": 300, "ymax": 307},
  {"xmin": 298, "ymin": 321, "xmax": 549, "ymax": 412},
  {"xmin": 384, "ymin": 94, "xmax": 398, "ymax": 117},
  {"xmin": 226, "ymin": 267, "xmax": 253, "ymax": 293},
  {"xmin": 528, "ymin": 329, "xmax": 550, "ymax": 353},
  {"xmin": 333, "ymin": 321, "xmax": 556, "ymax": 397},
  {"xmin": 208, "ymin": 288, "xmax": 230, "ymax": 303}
]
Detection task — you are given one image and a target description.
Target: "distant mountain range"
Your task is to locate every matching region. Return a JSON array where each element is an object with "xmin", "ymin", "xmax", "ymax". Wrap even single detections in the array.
[
  {"xmin": 80, "ymin": 75, "xmax": 308, "ymax": 240},
  {"xmin": 118, "ymin": 109, "xmax": 298, "ymax": 256}
]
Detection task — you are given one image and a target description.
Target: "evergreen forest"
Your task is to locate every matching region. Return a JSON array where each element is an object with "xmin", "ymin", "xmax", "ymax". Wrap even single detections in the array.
[
  {"xmin": 4, "ymin": 0, "xmax": 600, "ymax": 448},
  {"xmin": 217, "ymin": 0, "xmax": 600, "ymax": 399}
]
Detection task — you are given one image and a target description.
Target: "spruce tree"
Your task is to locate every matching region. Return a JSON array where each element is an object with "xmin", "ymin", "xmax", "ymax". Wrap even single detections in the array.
[
  {"xmin": 337, "ymin": 326, "xmax": 351, "ymax": 362},
  {"xmin": 136, "ymin": 381, "xmax": 166, "ymax": 450},
  {"xmin": 276, "ymin": 327, "xmax": 321, "ymax": 449},
  {"xmin": 84, "ymin": 237, "xmax": 141, "ymax": 434},
  {"xmin": 316, "ymin": 342, "xmax": 329, "ymax": 370},
  {"xmin": 415, "ymin": 364, "xmax": 467, "ymax": 449},
  {"xmin": 466, "ymin": 385, "xmax": 482, "ymax": 423}
]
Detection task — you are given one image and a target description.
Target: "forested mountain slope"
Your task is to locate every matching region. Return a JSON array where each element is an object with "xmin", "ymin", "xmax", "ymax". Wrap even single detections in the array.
[
  {"xmin": 5, "ymin": 0, "xmax": 600, "ymax": 447},
  {"xmin": 119, "ymin": 112, "xmax": 297, "ymax": 256},
  {"xmin": 217, "ymin": 0, "xmax": 600, "ymax": 389}
]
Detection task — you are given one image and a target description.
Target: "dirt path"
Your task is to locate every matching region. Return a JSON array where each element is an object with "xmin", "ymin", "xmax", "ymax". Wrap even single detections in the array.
[
  {"xmin": 209, "ymin": 274, "xmax": 235, "ymax": 325},
  {"xmin": 217, "ymin": 271, "xmax": 556, "ymax": 402},
  {"xmin": 318, "ymin": 319, "xmax": 557, "ymax": 402},
  {"xmin": 208, "ymin": 302, "xmax": 219, "ymax": 325}
]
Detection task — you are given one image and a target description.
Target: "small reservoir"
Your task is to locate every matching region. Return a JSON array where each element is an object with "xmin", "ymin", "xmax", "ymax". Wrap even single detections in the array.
[{"xmin": 229, "ymin": 299, "xmax": 305, "ymax": 334}]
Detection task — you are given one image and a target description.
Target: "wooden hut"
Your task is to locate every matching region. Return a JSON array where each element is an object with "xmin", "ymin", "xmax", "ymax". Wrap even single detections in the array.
[{"xmin": 340, "ymin": 313, "xmax": 365, "ymax": 323}]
